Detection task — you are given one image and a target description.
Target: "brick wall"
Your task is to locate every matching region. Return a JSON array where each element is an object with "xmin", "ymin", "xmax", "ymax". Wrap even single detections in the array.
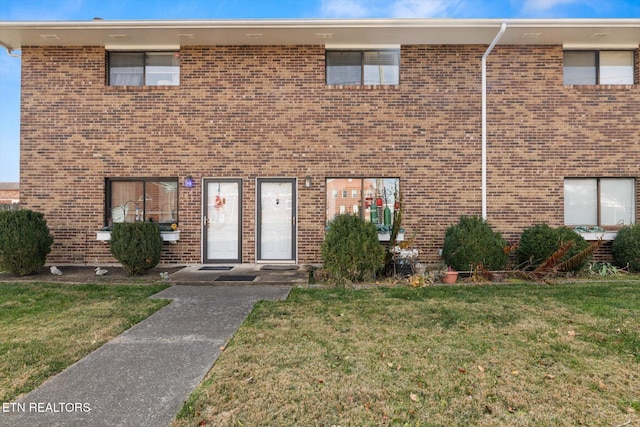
[
  {"xmin": 19, "ymin": 44, "xmax": 640, "ymax": 265},
  {"xmin": 487, "ymin": 45, "xmax": 640, "ymax": 244}
]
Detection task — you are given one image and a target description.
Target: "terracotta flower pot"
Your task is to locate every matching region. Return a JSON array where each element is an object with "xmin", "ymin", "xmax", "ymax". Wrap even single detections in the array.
[{"xmin": 442, "ymin": 271, "xmax": 458, "ymax": 284}]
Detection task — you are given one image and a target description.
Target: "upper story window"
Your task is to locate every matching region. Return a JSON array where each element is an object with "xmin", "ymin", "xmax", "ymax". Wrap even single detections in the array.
[
  {"xmin": 108, "ymin": 51, "xmax": 180, "ymax": 86},
  {"xmin": 106, "ymin": 178, "xmax": 178, "ymax": 226},
  {"xmin": 564, "ymin": 178, "xmax": 636, "ymax": 227},
  {"xmin": 326, "ymin": 50, "xmax": 400, "ymax": 86},
  {"xmin": 563, "ymin": 50, "xmax": 635, "ymax": 85}
]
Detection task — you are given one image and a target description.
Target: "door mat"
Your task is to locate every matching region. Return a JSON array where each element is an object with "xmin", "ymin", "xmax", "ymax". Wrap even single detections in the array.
[
  {"xmin": 214, "ymin": 275, "xmax": 257, "ymax": 282},
  {"xmin": 199, "ymin": 266, "xmax": 234, "ymax": 271},
  {"xmin": 260, "ymin": 265, "xmax": 300, "ymax": 271}
]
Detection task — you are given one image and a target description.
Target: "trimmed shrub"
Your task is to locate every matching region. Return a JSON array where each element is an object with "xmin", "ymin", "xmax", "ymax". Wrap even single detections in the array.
[
  {"xmin": 0, "ymin": 209, "xmax": 54, "ymax": 276},
  {"xmin": 321, "ymin": 214, "xmax": 385, "ymax": 285},
  {"xmin": 554, "ymin": 227, "xmax": 591, "ymax": 272},
  {"xmin": 516, "ymin": 224, "xmax": 590, "ymax": 272},
  {"xmin": 612, "ymin": 225, "xmax": 640, "ymax": 272},
  {"xmin": 441, "ymin": 215, "xmax": 508, "ymax": 272},
  {"xmin": 110, "ymin": 222, "xmax": 163, "ymax": 276},
  {"xmin": 516, "ymin": 224, "xmax": 558, "ymax": 269}
]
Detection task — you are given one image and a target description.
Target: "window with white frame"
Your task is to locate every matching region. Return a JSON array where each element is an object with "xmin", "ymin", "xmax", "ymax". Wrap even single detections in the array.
[
  {"xmin": 564, "ymin": 178, "xmax": 636, "ymax": 227},
  {"xmin": 563, "ymin": 50, "xmax": 635, "ymax": 85},
  {"xmin": 108, "ymin": 51, "xmax": 180, "ymax": 86},
  {"xmin": 105, "ymin": 178, "xmax": 178, "ymax": 225},
  {"xmin": 326, "ymin": 50, "xmax": 400, "ymax": 86}
]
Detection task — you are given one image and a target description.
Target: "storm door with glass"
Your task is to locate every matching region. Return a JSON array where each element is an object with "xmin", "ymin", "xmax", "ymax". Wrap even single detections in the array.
[
  {"xmin": 257, "ymin": 178, "xmax": 296, "ymax": 262},
  {"xmin": 203, "ymin": 179, "xmax": 241, "ymax": 263}
]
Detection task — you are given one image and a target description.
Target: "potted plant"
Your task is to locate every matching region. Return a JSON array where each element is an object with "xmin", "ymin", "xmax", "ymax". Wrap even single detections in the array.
[
  {"xmin": 442, "ymin": 265, "xmax": 458, "ymax": 284},
  {"xmin": 392, "ymin": 245, "xmax": 419, "ymax": 277}
]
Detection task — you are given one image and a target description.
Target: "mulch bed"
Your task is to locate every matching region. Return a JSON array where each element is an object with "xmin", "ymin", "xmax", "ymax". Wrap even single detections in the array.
[{"xmin": 0, "ymin": 265, "xmax": 185, "ymax": 285}]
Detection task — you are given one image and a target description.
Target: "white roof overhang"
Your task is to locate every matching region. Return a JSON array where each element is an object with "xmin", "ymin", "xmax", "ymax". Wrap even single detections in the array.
[{"xmin": 0, "ymin": 18, "xmax": 639, "ymax": 50}]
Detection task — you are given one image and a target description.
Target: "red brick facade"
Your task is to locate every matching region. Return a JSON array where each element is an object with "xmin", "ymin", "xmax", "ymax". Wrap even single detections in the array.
[{"xmin": 19, "ymin": 43, "xmax": 640, "ymax": 265}]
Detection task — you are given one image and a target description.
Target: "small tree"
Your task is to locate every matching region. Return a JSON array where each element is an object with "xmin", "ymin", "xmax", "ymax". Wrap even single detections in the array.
[
  {"xmin": 612, "ymin": 224, "xmax": 640, "ymax": 272},
  {"xmin": 321, "ymin": 214, "xmax": 385, "ymax": 285},
  {"xmin": 0, "ymin": 209, "xmax": 54, "ymax": 276},
  {"xmin": 110, "ymin": 222, "xmax": 163, "ymax": 276},
  {"xmin": 442, "ymin": 215, "xmax": 508, "ymax": 272}
]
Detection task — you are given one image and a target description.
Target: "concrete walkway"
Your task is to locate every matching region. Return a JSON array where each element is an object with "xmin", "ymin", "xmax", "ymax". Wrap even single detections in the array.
[{"xmin": 0, "ymin": 285, "xmax": 291, "ymax": 427}]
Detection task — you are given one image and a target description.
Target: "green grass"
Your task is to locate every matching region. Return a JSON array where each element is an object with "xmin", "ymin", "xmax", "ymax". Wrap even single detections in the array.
[
  {"xmin": 0, "ymin": 282, "xmax": 169, "ymax": 402},
  {"xmin": 173, "ymin": 280, "xmax": 640, "ymax": 427}
]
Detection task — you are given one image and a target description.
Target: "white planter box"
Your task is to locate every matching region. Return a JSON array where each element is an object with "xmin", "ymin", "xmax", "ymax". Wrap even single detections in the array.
[
  {"xmin": 161, "ymin": 231, "xmax": 180, "ymax": 243},
  {"xmin": 96, "ymin": 230, "xmax": 180, "ymax": 243},
  {"xmin": 577, "ymin": 231, "xmax": 617, "ymax": 241},
  {"xmin": 96, "ymin": 230, "xmax": 111, "ymax": 241},
  {"xmin": 378, "ymin": 232, "xmax": 404, "ymax": 242}
]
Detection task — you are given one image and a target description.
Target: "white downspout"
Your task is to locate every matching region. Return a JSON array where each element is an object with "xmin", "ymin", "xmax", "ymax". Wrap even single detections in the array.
[
  {"xmin": 0, "ymin": 42, "xmax": 22, "ymax": 58},
  {"xmin": 0, "ymin": 42, "xmax": 21, "ymax": 58},
  {"xmin": 482, "ymin": 22, "xmax": 506, "ymax": 220},
  {"xmin": 5, "ymin": 49, "xmax": 21, "ymax": 58}
]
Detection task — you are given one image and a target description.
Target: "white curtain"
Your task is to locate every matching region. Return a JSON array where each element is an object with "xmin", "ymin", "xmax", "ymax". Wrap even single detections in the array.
[{"xmin": 109, "ymin": 52, "xmax": 144, "ymax": 86}]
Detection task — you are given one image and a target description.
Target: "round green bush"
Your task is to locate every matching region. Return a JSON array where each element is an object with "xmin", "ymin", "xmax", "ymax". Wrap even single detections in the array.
[
  {"xmin": 516, "ymin": 224, "xmax": 557, "ymax": 268},
  {"xmin": 110, "ymin": 222, "xmax": 163, "ymax": 276},
  {"xmin": 441, "ymin": 215, "xmax": 507, "ymax": 272},
  {"xmin": 516, "ymin": 224, "xmax": 590, "ymax": 272},
  {"xmin": 612, "ymin": 225, "xmax": 640, "ymax": 272},
  {"xmin": 321, "ymin": 214, "xmax": 385, "ymax": 285},
  {"xmin": 0, "ymin": 209, "xmax": 54, "ymax": 276}
]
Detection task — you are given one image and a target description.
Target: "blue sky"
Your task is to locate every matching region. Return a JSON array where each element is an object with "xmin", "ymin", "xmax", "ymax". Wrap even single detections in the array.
[{"xmin": 1, "ymin": 0, "xmax": 639, "ymax": 182}]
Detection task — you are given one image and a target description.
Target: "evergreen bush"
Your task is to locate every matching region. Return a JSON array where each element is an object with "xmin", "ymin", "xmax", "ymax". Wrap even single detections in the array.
[
  {"xmin": 516, "ymin": 224, "xmax": 590, "ymax": 272},
  {"xmin": 516, "ymin": 224, "xmax": 558, "ymax": 269},
  {"xmin": 612, "ymin": 225, "xmax": 640, "ymax": 272},
  {"xmin": 0, "ymin": 209, "xmax": 54, "ymax": 276},
  {"xmin": 110, "ymin": 222, "xmax": 163, "ymax": 276},
  {"xmin": 441, "ymin": 215, "xmax": 508, "ymax": 272},
  {"xmin": 321, "ymin": 214, "xmax": 385, "ymax": 285}
]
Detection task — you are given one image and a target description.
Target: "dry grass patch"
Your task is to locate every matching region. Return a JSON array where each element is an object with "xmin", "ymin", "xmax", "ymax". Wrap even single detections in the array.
[
  {"xmin": 174, "ymin": 281, "xmax": 640, "ymax": 426},
  {"xmin": 0, "ymin": 282, "xmax": 169, "ymax": 402}
]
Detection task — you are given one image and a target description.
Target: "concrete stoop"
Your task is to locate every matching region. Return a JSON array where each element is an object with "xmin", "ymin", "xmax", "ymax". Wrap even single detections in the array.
[{"xmin": 168, "ymin": 264, "xmax": 309, "ymax": 286}]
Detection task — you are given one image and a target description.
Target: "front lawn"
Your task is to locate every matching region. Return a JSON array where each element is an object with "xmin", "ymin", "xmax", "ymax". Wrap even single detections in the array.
[
  {"xmin": 174, "ymin": 280, "xmax": 640, "ymax": 426},
  {"xmin": 0, "ymin": 283, "xmax": 169, "ymax": 402}
]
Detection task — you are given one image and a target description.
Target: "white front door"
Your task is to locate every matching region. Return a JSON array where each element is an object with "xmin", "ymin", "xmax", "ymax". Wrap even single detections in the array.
[{"xmin": 257, "ymin": 178, "xmax": 296, "ymax": 262}]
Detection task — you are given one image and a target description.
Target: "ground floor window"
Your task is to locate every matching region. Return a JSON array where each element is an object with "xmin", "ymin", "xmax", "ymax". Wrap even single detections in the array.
[
  {"xmin": 564, "ymin": 178, "xmax": 636, "ymax": 227},
  {"xmin": 105, "ymin": 178, "xmax": 178, "ymax": 226},
  {"xmin": 326, "ymin": 178, "xmax": 399, "ymax": 229}
]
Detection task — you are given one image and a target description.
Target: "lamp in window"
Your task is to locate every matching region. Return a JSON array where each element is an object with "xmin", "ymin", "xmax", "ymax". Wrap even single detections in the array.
[
  {"xmin": 304, "ymin": 175, "xmax": 312, "ymax": 188},
  {"xmin": 184, "ymin": 175, "xmax": 194, "ymax": 188}
]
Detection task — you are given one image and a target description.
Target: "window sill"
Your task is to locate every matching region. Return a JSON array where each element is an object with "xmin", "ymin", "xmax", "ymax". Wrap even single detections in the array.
[
  {"xmin": 105, "ymin": 85, "xmax": 180, "ymax": 92},
  {"xmin": 565, "ymin": 84, "xmax": 636, "ymax": 91},
  {"xmin": 327, "ymin": 84, "xmax": 400, "ymax": 91},
  {"xmin": 96, "ymin": 230, "xmax": 180, "ymax": 244}
]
